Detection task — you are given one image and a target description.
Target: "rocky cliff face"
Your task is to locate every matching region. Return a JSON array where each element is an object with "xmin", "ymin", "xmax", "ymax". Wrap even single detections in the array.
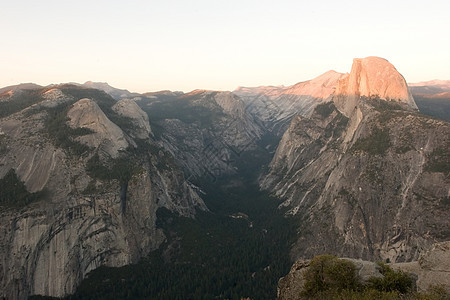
[
  {"xmin": 0, "ymin": 85, "xmax": 205, "ymax": 299},
  {"xmin": 335, "ymin": 57, "xmax": 417, "ymax": 113},
  {"xmin": 67, "ymin": 98, "xmax": 129, "ymax": 158},
  {"xmin": 262, "ymin": 57, "xmax": 449, "ymax": 263},
  {"xmin": 112, "ymin": 98, "xmax": 153, "ymax": 139},
  {"xmin": 235, "ymin": 70, "xmax": 344, "ymax": 135},
  {"xmin": 136, "ymin": 90, "xmax": 263, "ymax": 180}
]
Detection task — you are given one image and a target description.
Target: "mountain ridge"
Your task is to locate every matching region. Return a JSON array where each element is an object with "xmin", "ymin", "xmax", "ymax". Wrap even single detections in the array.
[{"xmin": 261, "ymin": 57, "xmax": 449, "ymax": 264}]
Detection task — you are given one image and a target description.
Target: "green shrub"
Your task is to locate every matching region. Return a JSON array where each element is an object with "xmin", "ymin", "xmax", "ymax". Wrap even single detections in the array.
[
  {"xmin": 425, "ymin": 147, "xmax": 450, "ymax": 174},
  {"xmin": 0, "ymin": 89, "xmax": 43, "ymax": 118},
  {"xmin": 416, "ymin": 284, "xmax": 450, "ymax": 300},
  {"xmin": 322, "ymin": 288, "xmax": 400, "ymax": 300},
  {"xmin": 367, "ymin": 262, "xmax": 413, "ymax": 294},
  {"xmin": 0, "ymin": 134, "xmax": 7, "ymax": 154},
  {"xmin": 0, "ymin": 169, "xmax": 47, "ymax": 207},
  {"xmin": 44, "ymin": 103, "xmax": 93, "ymax": 156},
  {"xmin": 301, "ymin": 255, "xmax": 361, "ymax": 297},
  {"xmin": 352, "ymin": 126, "xmax": 391, "ymax": 155},
  {"xmin": 315, "ymin": 102, "xmax": 335, "ymax": 118},
  {"xmin": 86, "ymin": 153, "xmax": 140, "ymax": 183},
  {"xmin": 365, "ymin": 96, "xmax": 405, "ymax": 112},
  {"xmin": 299, "ymin": 256, "xmax": 427, "ymax": 299}
]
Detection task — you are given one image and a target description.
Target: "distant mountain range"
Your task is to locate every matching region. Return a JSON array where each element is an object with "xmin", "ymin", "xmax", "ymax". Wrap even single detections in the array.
[{"xmin": 407, "ymin": 80, "xmax": 450, "ymax": 121}]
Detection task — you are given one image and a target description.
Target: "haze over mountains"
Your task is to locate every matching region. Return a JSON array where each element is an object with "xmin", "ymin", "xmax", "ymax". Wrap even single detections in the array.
[
  {"xmin": 0, "ymin": 57, "xmax": 449, "ymax": 299},
  {"xmin": 408, "ymin": 80, "xmax": 450, "ymax": 122}
]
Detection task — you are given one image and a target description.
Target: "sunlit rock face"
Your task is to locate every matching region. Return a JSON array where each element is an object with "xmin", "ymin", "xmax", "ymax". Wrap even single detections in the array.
[
  {"xmin": 335, "ymin": 57, "xmax": 417, "ymax": 116},
  {"xmin": 282, "ymin": 70, "xmax": 344, "ymax": 99},
  {"xmin": 263, "ymin": 57, "xmax": 449, "ymax": 264},
  {"xmin": 235, "ymin": 70, "xmax": 345, "ymax": 135}
]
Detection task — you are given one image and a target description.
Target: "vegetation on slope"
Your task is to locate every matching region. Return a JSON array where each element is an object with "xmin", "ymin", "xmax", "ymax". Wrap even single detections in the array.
[
  {"xmin": 0, "ymin": 169, "xmax": 47, "ymax": 208},
  {"xmin": 300, "ymin": 255, "xmax": 448, "ymax": 300},
  {"xmin": 425, "ymin": 146, "xmax": 450, "ymax": 174},
  {"xmin": 414, "ymin": 95, "xmax": 450, "ymax": 122},
  {"xmin": 85, "ymin": 152, "xmax": 141, "ymax": 183},
  {"xmin": 0, "ymin": 134, "xmax": 7, "ymax": 154},
  {"xmin": 136, "ymin": 93, "xmax": 226, "ymax": 137},
  {"xmin": 52, "ymin": 142, "xmax": 296, "ymax": 300},
  {"xmin": 44, "ymin": 103, "xmax": 93, "ymax": 156},
  {"xmin": 64, "ymin": 180, "xmax": 295, "ymax": 300},
  {"xmin": 0, "ymin": 89, "xmax": 43, "ymax": 118},
  {"xmin": 352, "ymin": 126, "xmax": 391, "ymax": 155},
  {"xmin": 314, "ymin": 102, "xmax": 336, "ymax": 118}
]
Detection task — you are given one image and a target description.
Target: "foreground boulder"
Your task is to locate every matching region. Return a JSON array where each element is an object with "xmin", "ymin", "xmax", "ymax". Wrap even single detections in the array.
[{"xmin": 278, "ymin": 241, "xmax": 450, "ymax": 299}]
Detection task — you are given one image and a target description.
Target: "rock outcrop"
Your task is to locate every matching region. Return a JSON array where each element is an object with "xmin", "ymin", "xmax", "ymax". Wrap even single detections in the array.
[
  {"xmin": 283, "ymin": 70, "xmax": 344, "ymax": 99},
  {"xmin": 67, "ymin": 98, "xmax": 128, "ymax": 158},
  {"xmin": 337, "ymin": 57, "xmax": 416, "ymax": 101},
  {"xmin": 392, "ymin": 241, "xmax": 450, "ymax": 292},
  {"xmin": 334, "ymin": 57, "xmax": 417, "ymax": 116},
  {"xmin": 262, "ymin": 57, "xmax": 449, "ymax": 263},
  {"xmin": 212, "ymin": 91, "xmax": 262, "ymax": 149},
  {"xmin": 112, "ymin": 98, "xmax": 153, "ymax": 139},
  {"xmin": 235, "ymin": 70, "xmax": 344, "ymax": 135},
  {"xmin": 137, "ymin": 90, "xmax": 263, "ymax": 179},
  {"xmin": 0, "ymin": 86, "xmax": 205, "ymax": 299},
  {"xmin": 278, "ymin": 241, "xmax": 450, "ymax": 299},
  {"xmin": 278, "ymin": 258, "xmax": 384, "ymax": 300}
]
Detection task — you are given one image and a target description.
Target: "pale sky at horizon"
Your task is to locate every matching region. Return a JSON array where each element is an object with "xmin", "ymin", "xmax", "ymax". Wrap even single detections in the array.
[{"xmin": 1, "ymin": 0, "xmax": 449, "ymax": 93}]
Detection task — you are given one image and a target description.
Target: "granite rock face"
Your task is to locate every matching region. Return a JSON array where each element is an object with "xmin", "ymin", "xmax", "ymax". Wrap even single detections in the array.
[
  {"xmin": 136, "ymin": 90, "xmax": 263, "ymax": 179},
  {"xmin": 235, "ymin": 70, "xmax": 344, "ymax": 135},
  {"xmin": 112, "ymin": 98, "xmax": 153, "ymax": 139},
  {"xmin": 392, "ymin": 241, "xmax": 450, "ymax": 292},
  {"xmin": 335, "ymin": 57, "xmax": 417, "ymax": 114},
  {"xmin": 67, "ymin": 98, "xmax": 128, "ymax": 158},
  {"xmin": 263, "ymin": 57, "xmax": 449, "ymax": 263},
  {"xmin": 0, "ymin": 86, "xmax": 205, "ymax": 299}
]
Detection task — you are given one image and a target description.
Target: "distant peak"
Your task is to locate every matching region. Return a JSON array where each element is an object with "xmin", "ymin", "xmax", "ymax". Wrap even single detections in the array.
[
  {"xmin": 184, "ymin": 89, "xmax": 213, "ymax": 96},
  {"xmin": 282, "ymin": 70, "xmax": 345, "ymax": 98},
  {"xmin": 409, "ymin": 79, "xmax": 450, "ymax": 88},
  {"xmin": 84, "ymin": 81, "xmax": 108, "ymax": 85},
  {"xmin": 83, "ymin": 81, "xmax": 113, "ymax": 90},
  {"xmin": 0, "ymin": 83, "xmax": 42, "ymax": 94}
]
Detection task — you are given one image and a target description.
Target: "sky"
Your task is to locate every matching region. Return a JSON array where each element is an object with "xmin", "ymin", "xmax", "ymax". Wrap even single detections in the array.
[{"xmin": 1, "ymin": 0, "xmax": 449, "ymax": 93}]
